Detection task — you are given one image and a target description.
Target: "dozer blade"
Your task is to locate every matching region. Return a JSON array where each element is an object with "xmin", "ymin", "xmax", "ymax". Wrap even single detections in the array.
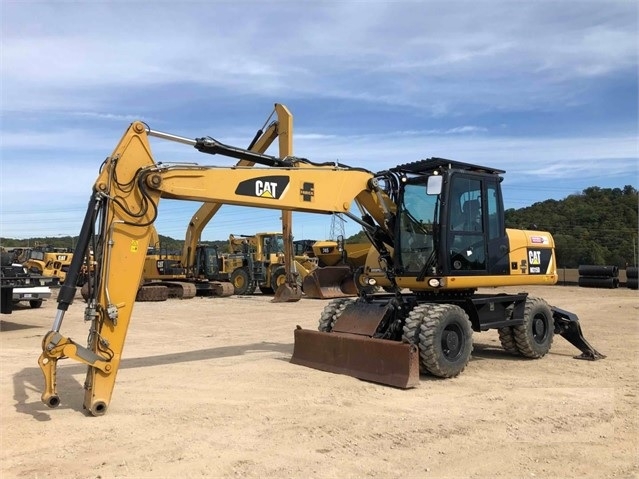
[
  {"xmin": 302, "ymin": 266, "xmax": 358, "ymax": 299},
  {"xmin": 272, "ymin": 284, "xmax": 302, "ymax": 303},
  {"xmin": 290, "ymin": 328, "xmax": 420, "ymax": 388}
]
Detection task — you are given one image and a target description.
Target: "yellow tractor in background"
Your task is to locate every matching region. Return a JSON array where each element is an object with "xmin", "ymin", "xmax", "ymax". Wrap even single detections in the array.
[
  {"xmin": 23, "ymin": 245, "xmax": 73, "ymax": 285},
  {"xmin": 228, "ymin": 232, "xmax": 287, "ymax": 294}
]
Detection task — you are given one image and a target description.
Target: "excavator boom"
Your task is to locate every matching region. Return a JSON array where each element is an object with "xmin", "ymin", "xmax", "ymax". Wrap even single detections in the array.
[{"xmin": 38, "ymin": 120, "xmax": 382, "ymax": 414}]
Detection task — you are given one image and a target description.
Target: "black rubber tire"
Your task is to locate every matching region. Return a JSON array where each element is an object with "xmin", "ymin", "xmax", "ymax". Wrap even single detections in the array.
[
  {"xmin": 498, "ymin": 328, "xmax": 519, "ymax": 355},
  {"xmin": 231, "ymin": 268, "xmax": 255, "ymax": 295},
  {"xmin": 627, "ymin": 278, "xmax": 638, "ymax": 290},
  {"xmin": 80, "ymin": 282, "xmax": 90, "ymax": 302},
  {"xmin": 270, "ymin": 266, "xmax": 287, "ymax": 293},
  {"xmin": 415, "ymin": 303, "xmax": 473, "ymax": 378},
  {"xmin": 29, "ymin": 299, "xmax": 43, "ymax": 308},
  {"xmin": 318, "ymin": 298, "xmax": 356, "ymax": 332},
  {"xmin": 80, "ymin": 276, "xmax": 94, "ymax": 302},
  {"xmin": 626, "ymin": 267, "xmax": 638, "ymax": 279},
  {"xmin": 512, "ymin": 296, "xmax": 554, "ymax": 358},
  {"xmin": 402, "ymin": 304, "xmax": 428, "ymax": 345},
  {"xmin": 497, "ymin": 304, "xmax": 519, "ymax": 355}
]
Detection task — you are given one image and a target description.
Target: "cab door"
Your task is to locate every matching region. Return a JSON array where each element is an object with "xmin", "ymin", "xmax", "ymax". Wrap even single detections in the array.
[{"xmin": 445, "ymin": 174, "xmax": 509, "ymax": 275}]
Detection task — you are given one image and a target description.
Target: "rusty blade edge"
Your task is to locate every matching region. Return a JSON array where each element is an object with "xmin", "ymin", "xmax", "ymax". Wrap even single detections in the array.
[{"xmin": 290, "ymin": 328, "xmax": 420, "ymax": 389}]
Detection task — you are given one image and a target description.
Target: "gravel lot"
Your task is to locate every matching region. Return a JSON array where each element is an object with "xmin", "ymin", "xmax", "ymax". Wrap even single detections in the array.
[{"xmin": 1, "ymin": 285, "xmax": 637, "ymax": 479}]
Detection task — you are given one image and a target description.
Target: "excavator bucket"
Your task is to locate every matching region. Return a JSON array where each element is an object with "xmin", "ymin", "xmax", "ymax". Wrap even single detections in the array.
[
  {"xmin": 301, "ymin": 265, "xmax": 358, "ymax": 299},
  {"xmin": 272, "ymin": 284, "xmax": 303, "ymax": 303},
  {"xmin": 291, "ymin": 327, "xmax": 420, "ymax": 388}
]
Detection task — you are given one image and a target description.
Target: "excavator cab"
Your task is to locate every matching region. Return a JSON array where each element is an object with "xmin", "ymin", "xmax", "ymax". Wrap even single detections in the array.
[
  {"xmin": 194, "ymin": 245, "xmax": 224, "ymax": 279},
  {"xmin": 392, "ymin": 162, "xmax": 510, "ymax": 279}
]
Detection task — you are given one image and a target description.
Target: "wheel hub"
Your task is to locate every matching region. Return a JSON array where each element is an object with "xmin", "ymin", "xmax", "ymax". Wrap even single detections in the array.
[
  {"xmin": 443, "ymin": 330, "xmax": 461, "ymax": 357},
  {"xmin": 533, "ymin": 317, "xmax": 546, "ymax": 341}
]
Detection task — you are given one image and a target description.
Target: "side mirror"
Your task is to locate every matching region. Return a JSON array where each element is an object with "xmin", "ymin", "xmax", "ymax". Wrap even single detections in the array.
[{"xmin": 427, "ymin": 175, "xmax": 442, "ymax": 195}]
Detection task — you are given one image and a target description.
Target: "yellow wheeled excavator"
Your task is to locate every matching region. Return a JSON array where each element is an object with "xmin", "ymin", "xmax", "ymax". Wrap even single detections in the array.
[{"xmin": 38, "ymin": 115, "xmax": 604, "ymax": 416}]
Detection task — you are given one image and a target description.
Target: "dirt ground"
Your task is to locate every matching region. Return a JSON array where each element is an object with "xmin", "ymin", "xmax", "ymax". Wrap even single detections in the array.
[{"xmin": 1, "ymin": 285, "xmax": 637, "ymax": 479}]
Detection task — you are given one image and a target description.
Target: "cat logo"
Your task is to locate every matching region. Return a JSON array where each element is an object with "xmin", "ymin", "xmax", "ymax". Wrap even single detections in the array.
[
  {"xmin": 528, "ymin": 250, "xmax": 541, "ymax": 265},
  {"xmin": 255, "ymin": 180, "xmax": 279, "ymax": 198},
  {"xmin": 235, "ymin": 175, "xmax": 289, "ymax": 200}
]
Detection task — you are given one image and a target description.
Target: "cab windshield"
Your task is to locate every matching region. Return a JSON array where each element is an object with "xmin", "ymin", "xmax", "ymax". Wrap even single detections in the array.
[{"xmin": 399, "ymin": 183, "xmax": 438, "ymax": 273}]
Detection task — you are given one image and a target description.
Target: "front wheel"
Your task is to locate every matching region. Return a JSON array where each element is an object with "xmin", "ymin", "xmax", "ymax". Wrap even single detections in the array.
[
  {"xmin": 231, "ymin": 268, "xmax": 254, "ymax": 295},
  {"xmin": 415, "ymin": 303, "xmax": 473, "ymax": 378},
  {"xmin": 318, "ymin": 298, "xmax": 356, "ymax": 332},
  {"xmin": 270, "ymin": 266, "xmax": 287, "ymax": 292}
]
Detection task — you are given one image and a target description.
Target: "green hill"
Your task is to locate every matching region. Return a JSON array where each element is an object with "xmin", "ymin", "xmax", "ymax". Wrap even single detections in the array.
[{"xmin": 503, "ymin": 185, "xmax": 637, "ymax": 268}]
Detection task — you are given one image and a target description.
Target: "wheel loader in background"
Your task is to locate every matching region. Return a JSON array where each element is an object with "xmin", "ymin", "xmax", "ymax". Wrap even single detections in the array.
[
  {"xmin": 227, "ymin": 232, "xmax": 288, "ymax": 294},
  {"xmin": 38, "ymin": 113, "xmax": 604, "ymax": 416},
  {"xmin": 23, "ymin": 245, "xmax": 73, "ymax": 285},
  {"xmin": 241, "ymin": 232, "xmax": 373, "ymax": 299}
]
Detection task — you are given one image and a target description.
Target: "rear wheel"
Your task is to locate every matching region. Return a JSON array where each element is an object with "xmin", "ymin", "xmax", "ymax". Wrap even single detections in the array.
[
  {"xmin": 29, "ymin": 299, "xmax": 43, "ymax": 308},
  {"xmin": 512, "ymin": 296, "xmax": 554, "ymax": 358},
  {"xmin": 318, "ymin": 298, "xmax": 356, "ymax": 332},
  {"xmin": 231, "ymin": 268, "xmax": 255, "ymax": 295},
  {"xmin": 415, "ymin": 303, "xmax": 473, "ymax": 378}
]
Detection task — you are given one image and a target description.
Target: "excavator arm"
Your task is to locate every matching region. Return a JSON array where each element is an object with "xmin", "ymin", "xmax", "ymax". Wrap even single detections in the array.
[{"xmin": 39, "ymin": 120, "xmax": 388, "ymax": 415}]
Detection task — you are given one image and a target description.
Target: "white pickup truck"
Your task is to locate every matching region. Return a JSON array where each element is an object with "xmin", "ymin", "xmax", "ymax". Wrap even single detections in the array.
[
  {"xmin": 1, "ymin": 261, "xmax": 52, "ymax": 312},
  {"xmin": 12, "ymin": 284, "xmax": 52, "ymax": 308}
]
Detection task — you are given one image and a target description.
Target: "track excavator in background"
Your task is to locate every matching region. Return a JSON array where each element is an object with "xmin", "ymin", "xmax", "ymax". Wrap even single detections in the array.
[
  {"xmin": 178, "ymin": 103, "xmax": 302, "ymax": 303},
  {"xmin": 137, "ymin": 226, "xmax": 233, "ymax": 300},
  {"xmin": 38, "ymin": 114, "xmax": 604, "ymax": 416}
]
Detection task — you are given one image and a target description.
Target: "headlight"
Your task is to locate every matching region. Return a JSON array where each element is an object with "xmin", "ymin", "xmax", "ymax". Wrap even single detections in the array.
[
  {"xmin": 367, "ymin": 278, "xmax": 377, "ymax": 286},
  {"xmin": 428, "ymin": 278, "xmax": 441, "ymax": 288}
]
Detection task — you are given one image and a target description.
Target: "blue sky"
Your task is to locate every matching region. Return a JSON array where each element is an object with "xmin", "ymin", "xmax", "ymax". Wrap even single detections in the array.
[{"xmin": 1, "ymin": 1, "xmax": 637, "ymax": 242}]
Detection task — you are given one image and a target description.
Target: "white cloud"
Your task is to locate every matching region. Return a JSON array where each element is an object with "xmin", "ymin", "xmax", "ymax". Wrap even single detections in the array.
[{"xmin": 1, "ymin": 2, "xmax": 635, "ymax": 114}]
